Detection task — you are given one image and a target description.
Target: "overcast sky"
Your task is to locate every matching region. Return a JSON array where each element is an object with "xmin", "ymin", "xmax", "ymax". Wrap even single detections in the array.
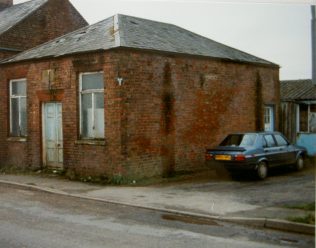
[{"xmin": 15, "ymin": 0, "xmax": 316, "ymax": 80}]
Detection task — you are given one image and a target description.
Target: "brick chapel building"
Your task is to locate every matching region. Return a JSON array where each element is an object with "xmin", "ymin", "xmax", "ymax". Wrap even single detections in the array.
[
  {"xmin": 0, "ymin": 0, "xmax": 87, "ymax": 60},
  {"xmin": 0, "ymin": 11, "xmax": 280, "ymax": 180}
]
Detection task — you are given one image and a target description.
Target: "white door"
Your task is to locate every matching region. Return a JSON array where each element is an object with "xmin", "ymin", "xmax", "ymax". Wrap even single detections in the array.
[
  {"xmin": 43, "ymin": 103, "xmax": 63, "ymax": 168},
  {"xmin": 264, "ymin": 106, "xmax": 274, "ymax": 132}
]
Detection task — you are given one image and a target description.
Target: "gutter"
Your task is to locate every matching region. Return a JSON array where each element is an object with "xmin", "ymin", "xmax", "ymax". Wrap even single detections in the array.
[
  {"xmin": 1, "ymin": 46, "xmax": 280, "ymax": 69},
  {"xmin": 0, "ymin": 47, "xmax": 22, "ymax": 52}
]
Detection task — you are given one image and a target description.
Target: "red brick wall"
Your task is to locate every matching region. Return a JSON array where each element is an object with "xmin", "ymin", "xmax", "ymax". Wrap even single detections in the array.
[
  {"xmin": 0, "ymin": 50, "xmax": 279, "ymax": 179},
  {"xmin": 0, "ymin": 53, "xmax": 121, "ymax": 175},
  {"xmin": 0, "ymin": 0, "xmax": 87, "ymax": 53},
  {"xmin": 114, "ymin": 50, "xmax": 279, "ymax": 178},
  {"xmin": 0, "ymin": 63, "xmax": 29, "ymax": 168}
]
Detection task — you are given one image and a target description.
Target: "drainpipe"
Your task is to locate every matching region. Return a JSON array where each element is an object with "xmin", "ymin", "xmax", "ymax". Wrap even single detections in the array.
[{"xmin": 312, "ymin": 5, "xmax": 316, "ymax": 85}]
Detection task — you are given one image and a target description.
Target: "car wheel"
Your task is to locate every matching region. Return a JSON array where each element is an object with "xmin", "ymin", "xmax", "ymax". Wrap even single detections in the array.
[
  {"xmin": 256, "ymin": 161, "xmax": 268, "ymax": 180},
  {"xmin": 295, "ymin": 155, "xmax": 304, "ymax": 171}
]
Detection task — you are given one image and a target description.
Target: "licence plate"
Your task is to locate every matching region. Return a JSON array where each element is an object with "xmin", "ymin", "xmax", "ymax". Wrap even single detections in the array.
[{"xmin": 215, "ymin": 155, "xmax": 232, "ymax": 161}]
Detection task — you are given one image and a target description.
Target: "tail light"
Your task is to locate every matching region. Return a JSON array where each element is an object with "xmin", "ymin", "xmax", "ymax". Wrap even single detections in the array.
[
  {"xmin": 234, "ymin": 154, "xmax": 246, "ymax": 161},
  {"xmin": 205, "ymin": 153, "xmax": 213, "ymax": 161}
]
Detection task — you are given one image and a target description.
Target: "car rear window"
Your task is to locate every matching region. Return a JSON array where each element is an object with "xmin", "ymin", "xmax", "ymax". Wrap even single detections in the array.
[{"xmin": 220, "ymin": 134, "xmax": 257, "ymax": 147}]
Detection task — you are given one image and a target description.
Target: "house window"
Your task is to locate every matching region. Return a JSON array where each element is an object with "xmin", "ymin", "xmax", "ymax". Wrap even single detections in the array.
[
  {"xmin": 10, "ymin": 79, "xmax": 27, "ymax": 137},
  {"xmin": 264, "ymin": 106, "xmax": 274, "ymax": 131},
  {"xmin": 79, "ymin": 72, "xmax": 104, "ymax": 139},
  {"xmin": 297, "ymin": 103, "xmax": 316, "ymax": 133}
]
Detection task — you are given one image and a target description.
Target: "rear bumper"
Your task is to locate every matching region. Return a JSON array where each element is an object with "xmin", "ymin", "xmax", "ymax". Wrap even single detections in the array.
[{"xmin": 206, "ymin": 160, "xmax": 257, "ymax": 172}]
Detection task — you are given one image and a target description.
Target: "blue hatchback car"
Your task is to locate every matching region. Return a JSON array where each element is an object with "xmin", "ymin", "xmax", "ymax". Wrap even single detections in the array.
[{"xmin": 205, "ymin": 132, "xmax": 307, "ymax": 179}]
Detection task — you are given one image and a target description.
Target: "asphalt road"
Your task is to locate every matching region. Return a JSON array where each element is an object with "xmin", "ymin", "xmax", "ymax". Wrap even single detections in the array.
[{"xmin": 0, "ymin": 185, "xmax": 314, "ymax": 248}]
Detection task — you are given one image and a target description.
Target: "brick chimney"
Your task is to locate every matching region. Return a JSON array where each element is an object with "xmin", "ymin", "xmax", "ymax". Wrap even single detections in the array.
[
  {"xmin": 312, "ymin": 5, "xmax": 316, "ymax": 85},
  {"xmin": 0, "ymin": 0, "xmax": 13, "ymax": 11}
]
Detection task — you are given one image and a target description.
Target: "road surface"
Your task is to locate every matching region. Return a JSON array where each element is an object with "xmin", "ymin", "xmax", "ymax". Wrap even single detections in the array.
[{"xmin": 0, "ymin": 184, "xmax": 314, "ymax": 248}]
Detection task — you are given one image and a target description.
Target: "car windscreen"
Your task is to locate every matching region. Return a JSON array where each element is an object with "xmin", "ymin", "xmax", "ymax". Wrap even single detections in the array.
[{"xmin": 220, "ymin": 134, "xmax": 257, "ymax": 147}]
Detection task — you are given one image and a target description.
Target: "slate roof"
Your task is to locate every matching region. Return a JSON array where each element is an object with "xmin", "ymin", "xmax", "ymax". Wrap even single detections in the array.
[
  {"xmin": 281, "ymin": 79, "xmax": 316, "ymax": 101},
  {"xmin": 3, "ymin": 14, "xmax": 278, "ymax": 67},
  {"xmin": 0, "ymin": 0, "xmax": 48, "ymax": 36}
]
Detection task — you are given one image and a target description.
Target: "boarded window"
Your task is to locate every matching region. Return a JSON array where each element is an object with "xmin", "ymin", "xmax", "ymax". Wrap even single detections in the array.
[
  {"xmin": 10, "ymin": 79, "xmax": 27, "ymax": 137},
  {"xmin": 299, "ymin": 104, "xmax": 308, "ymax": 132},
  {"xmin": 80, "ymin": 72, "xmax": 104, "ymax": 139}
]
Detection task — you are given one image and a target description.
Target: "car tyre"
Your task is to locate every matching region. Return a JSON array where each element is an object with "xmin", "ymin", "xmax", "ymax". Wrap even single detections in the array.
[
  {"xmin": 256, "ymin": 161, "xmax": 268, "ymax": 180},
  {"xmin": 295, "ymin": 155, "xmax": 304, "ymax": 171}
]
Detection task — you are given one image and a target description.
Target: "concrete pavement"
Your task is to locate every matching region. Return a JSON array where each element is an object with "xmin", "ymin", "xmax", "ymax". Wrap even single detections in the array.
[{"xmin": 0, "ymin": 166, "xmax": 314, "ymax": 235}]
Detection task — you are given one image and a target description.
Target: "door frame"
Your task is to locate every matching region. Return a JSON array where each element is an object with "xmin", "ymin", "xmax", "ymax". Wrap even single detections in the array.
[{"xmin": 42, "ymin": 102, "xmax": 63, "ymax": 168}]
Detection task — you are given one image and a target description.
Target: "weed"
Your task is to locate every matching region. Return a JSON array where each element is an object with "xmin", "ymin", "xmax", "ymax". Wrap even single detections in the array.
[
  {"xmin": 287, "ymin": 213, "xmax": 315, "ymax": 225},
  {"xmin": 108, "ymin": 173, "xmax": 137, "ymax": 185}
]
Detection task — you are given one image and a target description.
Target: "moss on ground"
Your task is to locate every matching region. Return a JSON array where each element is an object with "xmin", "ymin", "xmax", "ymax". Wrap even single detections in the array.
[
  {"xmin": 284, "ymin": 202, "xmax": 315, "ymax": 225},
  {"xmin": 287, "ymin": 213, "xmax": 315, "ymax": 225},
  {"xmin": 284, "ymin": 202, "xmax": 315, "ymax": 211}
]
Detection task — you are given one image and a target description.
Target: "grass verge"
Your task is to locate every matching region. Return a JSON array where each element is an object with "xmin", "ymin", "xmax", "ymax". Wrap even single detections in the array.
[{"xmin": 284, "ymin": 202, "xmax": 315, "ymax": 225}]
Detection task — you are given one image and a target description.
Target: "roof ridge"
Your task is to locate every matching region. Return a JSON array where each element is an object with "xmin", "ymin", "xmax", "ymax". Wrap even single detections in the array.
[{"xmin": 114, "ymin": 14, "xmax": 121, "ymax": 47}]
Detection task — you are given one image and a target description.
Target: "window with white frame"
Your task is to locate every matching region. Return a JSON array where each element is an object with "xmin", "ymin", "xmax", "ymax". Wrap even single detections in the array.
[
  {"xmin": 79, "ymin": 72, "xmax": 104, "ymax": 139},
  {"xmin": 297, "ymin": 103, "xmax": 316, "ymax": 133},
  {"xmin": 10, "ymin": 79, "xmax": 27, "ymax": 137}
]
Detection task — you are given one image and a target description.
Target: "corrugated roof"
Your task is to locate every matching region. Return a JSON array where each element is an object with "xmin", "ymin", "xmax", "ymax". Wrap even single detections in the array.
[
  {"xmin": 3, "ymin": 14, "xmax": 278, "ymax": 67},
  {"xmin": 281, "ymin": 79, "xmax": 316, "ymax": 101},
  {"xmin": 0, "ymin": 0, "xmax": 48, "ymax": 36}
]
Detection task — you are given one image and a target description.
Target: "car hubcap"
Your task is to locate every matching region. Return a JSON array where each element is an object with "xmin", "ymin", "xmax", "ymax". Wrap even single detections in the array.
[
  {"xmin": 258, "ymin": 163, "xmax": 267, "ymax": 179},
  {"xmin": 297, "ymin": 157, "xmax": 304, "ymax": 170}
]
